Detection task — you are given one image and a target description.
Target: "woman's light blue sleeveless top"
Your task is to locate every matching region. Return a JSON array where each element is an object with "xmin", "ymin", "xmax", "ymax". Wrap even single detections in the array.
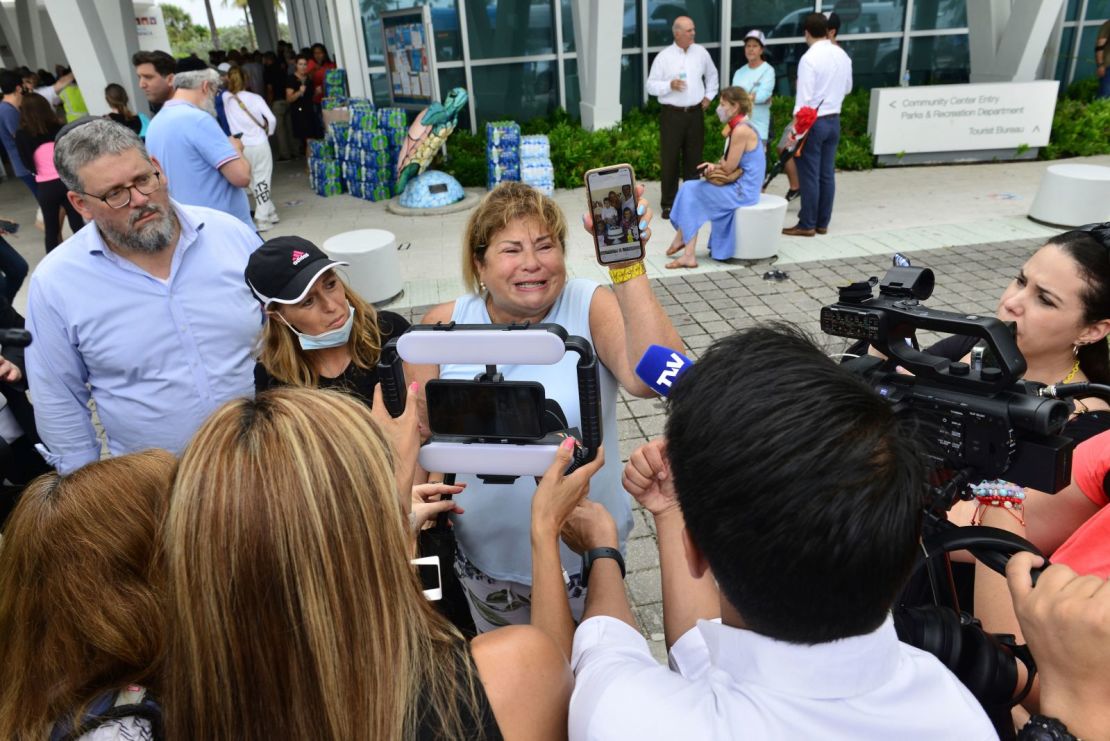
[{"xmin": 441, "ymin": 278, "xmax": 632, "ymax": 583}]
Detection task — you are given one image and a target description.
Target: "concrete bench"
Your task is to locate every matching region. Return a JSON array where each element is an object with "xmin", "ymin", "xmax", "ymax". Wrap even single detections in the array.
[
  {"xmin": 734, "ymin": 193, "xmax": 788, "ymax": 260},
  {"xmin": 322, "ymin": 228, "xmax": 403, "ymax": 305},
  {"xmin": 1029, "ymin": 164, "xmax": 1110, "ymax": 227}
]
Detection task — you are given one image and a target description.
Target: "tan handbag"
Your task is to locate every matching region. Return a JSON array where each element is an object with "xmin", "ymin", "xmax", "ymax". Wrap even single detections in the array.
[{"xmin": 705, "ymin": 166, "xmax": 742, "ymax": 186}]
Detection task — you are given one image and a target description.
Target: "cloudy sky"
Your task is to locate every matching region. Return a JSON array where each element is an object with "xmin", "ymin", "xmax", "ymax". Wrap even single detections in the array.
[{"xmin": 157, "ymin": 0, "xmax": 288, "ymax": 29}]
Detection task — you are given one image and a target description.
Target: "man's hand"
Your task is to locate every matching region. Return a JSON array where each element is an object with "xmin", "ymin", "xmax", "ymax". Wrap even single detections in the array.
[
  {"xmin": 229, "ymin": 135, "xmax": 245, "ymax": 154},
  {"xmin": 531, "ymin": 439, "xmax": 605, "ymax": 539},
  {"xmin": 701, "ymin": 97, "xmax": 710, "ymax": 110},
  {"xmin": 0, "ymin": 357, "xmax": 21, "ymax": 383},
  {"xmin": 622, "ymin": 438, "xmax": 679, "ymax": 517},
  {"xmin": 1099, "ymin": 64, "xmax": 1106, "ymax": 79},
  {"xmin": 670, "ymin": 78, "xmax": 687, "ymax": 92},
  {"xmin": 371, "ymin": 381, "xmax": 422, "ymax": 496},
  {"xmin": 561, "ymin": 500, "xmax": 618, "ymax": 555},
  {"xmin": 1007, "ymin": 553, "xmax": 1110, "ymax": 738}
]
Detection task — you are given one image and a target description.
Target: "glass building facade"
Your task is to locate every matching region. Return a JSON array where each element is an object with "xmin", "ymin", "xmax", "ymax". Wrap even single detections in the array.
[{"xmin": 357, "ymin": 0, "xmax": 1110, "ymax": 131}]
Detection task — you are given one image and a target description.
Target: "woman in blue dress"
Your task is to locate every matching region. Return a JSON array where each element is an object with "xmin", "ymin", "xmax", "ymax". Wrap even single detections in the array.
[{"xmin": 665, "ymin": 86, "xmax": 766, "ymax": 268}]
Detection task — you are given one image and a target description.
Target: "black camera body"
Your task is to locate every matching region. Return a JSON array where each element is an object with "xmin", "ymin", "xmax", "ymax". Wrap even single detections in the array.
[{"xmin": 822, "ymin": 266, "xmax": 1073, "ymax": 496}]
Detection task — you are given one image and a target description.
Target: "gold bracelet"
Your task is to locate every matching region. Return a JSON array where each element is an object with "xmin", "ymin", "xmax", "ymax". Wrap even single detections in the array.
[{"xmin": 609, "ymin": 262, "xmax": 646, "ymax": 284}]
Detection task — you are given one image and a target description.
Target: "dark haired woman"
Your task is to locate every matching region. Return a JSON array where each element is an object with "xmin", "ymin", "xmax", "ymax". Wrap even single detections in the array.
[{"xmin": 14, "ymin": 92, "xmax": 84, "ymax": 252}]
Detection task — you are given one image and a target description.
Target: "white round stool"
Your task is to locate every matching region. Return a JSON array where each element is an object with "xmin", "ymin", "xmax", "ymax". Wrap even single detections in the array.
[
  {"xmin": 734, "ymin": 193, "xmax": 788, "ymax": 260},
  {"xmin": 1029, "ymin": 164, "xmax": 1110, "ymax": 227},
  {"xmin": 322, "ymin": 229, "xmax": 403, "ymax": 304}
]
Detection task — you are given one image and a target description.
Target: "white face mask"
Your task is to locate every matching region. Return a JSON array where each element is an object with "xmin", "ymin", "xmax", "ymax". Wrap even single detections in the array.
[
  {"xmin": 716, "ymin": 105, "xmax": 731, "ymax": 123},
  {"xmin": 277, "ymin": 303, "xmax": 355, "ymax": 351}
]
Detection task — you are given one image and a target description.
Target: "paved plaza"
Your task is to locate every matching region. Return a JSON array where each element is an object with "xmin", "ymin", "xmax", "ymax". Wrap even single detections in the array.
[{"xmin": 0, "ymin": 152, "xmax": 1094, "ymax": 661}]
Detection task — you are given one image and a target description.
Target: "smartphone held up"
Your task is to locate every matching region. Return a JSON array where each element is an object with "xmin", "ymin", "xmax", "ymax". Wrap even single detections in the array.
[{"xmin": 584, "ymin": 164, "xmax": 645, "ymax": 266}]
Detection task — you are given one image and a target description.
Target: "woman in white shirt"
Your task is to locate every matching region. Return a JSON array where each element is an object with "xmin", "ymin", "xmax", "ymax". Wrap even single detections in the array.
[{"xmin": 222, "ymin": 65, "xmax": 279, "ymax": 231}]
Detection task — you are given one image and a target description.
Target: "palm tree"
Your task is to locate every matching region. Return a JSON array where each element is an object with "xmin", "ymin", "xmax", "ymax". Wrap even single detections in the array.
[
  {"xmin": 222, "ymin": 0, "xmax": 284, "ymax": 51},
  {"xmin": 202, "ymin": 0, "xmax": 220, "ymax": 50}
]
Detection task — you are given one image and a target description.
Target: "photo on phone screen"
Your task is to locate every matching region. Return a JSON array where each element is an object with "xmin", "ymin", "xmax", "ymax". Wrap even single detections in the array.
[
  {"xmin": 585, "ymin": 165, "xmax": 644, "ymax": 265},
  {"xmin": 411, "ymin": 556, "xmax": 442, "ymax": 601}
]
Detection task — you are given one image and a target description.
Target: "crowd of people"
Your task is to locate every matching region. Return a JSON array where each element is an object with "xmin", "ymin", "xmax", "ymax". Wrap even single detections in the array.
[{"xmin": 2, "ymin": 25, "xmax": 1110, "ymax": 741}]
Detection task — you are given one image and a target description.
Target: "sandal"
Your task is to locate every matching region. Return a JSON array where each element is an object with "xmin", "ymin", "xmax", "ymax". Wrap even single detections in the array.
[
  {"xmin": 665, "ymin": 258, "xmax": 697, "ymax": 270},
  {"xmin": 665, "ymin": 242, "xmax": 685, "ymax": 257}
]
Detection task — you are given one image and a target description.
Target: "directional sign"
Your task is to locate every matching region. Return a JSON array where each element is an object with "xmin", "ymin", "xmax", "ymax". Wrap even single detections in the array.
[{"xmin": 868, "ymin": 81, "xmax": 1059, "ymax": 155}]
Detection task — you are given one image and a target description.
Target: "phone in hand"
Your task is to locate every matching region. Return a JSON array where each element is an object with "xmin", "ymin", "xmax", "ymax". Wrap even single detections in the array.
[
  {"xmin": 233, "ymin": 132, "xmax": 244, "ymax": 139},
  {"xmin": 411, "ymin": 556, "xmax": 443, "ymax": 601},
  {"xmin": 0, "ymin": 220, "xmax": 18, "ymax": 234},
  {"xmin": 583, "ymin": 164, "xmax": 645, "ymax": 265}
]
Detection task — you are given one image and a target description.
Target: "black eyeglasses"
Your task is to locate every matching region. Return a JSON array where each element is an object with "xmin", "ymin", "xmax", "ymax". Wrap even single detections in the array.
[{"xmin": 81, "ymin": 171, "xmax": 162, "ymax": 209}]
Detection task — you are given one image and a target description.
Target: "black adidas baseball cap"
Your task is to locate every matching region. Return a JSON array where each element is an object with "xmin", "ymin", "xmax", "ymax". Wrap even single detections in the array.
[{"xmin": 245, "ymin": 236, "xmax": 348, "ymax": 306}]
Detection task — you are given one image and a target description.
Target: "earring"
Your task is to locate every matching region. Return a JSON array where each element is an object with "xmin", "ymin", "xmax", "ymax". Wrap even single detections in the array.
[
  {"xmin": 478, "ymin": 281, "xmax": 486, "ymax": 292},
  {"xmin": 1074, "ymin": 342, "xmax": 1084, "ymax": 356}
]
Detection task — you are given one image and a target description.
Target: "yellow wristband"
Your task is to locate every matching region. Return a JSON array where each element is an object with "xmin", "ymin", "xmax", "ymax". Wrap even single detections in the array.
[{"xmin": 609, "ymin": 262, "xmax": 646, "ymax": 284}]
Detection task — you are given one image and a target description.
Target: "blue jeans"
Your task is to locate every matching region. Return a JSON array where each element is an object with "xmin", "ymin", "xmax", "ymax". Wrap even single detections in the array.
[
  {"xmin": 0, "ymin": 236, "xmax": 28, "ymax": 303},
  {"xmin": 1099, "ymin": 71, "xmax": 1110, "ymax": 100},
  {"xmin": 796, "ymin": 114, "xmax": 841, "ymax": 230}
]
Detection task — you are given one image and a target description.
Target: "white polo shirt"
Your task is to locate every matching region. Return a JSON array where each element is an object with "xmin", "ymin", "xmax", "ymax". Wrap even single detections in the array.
[
  {"xmin": 569, "ymin": 615, "xmax": 996, "ymax": 740},
  {"xmin": 794, "ymin": 39, "xmax": 853, "ymax": 116}
]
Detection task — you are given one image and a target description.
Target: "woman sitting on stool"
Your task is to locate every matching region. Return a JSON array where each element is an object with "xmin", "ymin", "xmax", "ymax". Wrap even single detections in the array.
[{"xmin": 665, "ymin": 86, "xmax": 766, "ymax": 269}]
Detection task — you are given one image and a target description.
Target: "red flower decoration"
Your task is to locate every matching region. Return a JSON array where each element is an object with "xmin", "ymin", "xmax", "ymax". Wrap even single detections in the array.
[{"xmin": 793, "ymin": 107, "xmax": 819, "ymax": 135}]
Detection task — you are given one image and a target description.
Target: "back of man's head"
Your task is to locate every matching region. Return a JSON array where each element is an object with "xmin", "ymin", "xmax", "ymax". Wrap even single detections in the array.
[
  {"xmin": 804, "ymin": 12, "xmax": 829, "ymax": 39},
  {"xmin": 665, "ymin": 324, "xmax": 924, "ymax": 645},
  {"xmin": 0, "ymin": 69, "xmax": 21, "ymax": 96},
  {"xmin": 132, "ymin": 50, "xmax": 176, "ymax": 78}
]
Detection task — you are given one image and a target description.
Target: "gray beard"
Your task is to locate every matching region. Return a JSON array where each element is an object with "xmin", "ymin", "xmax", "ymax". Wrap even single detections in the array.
[
  {"xmin": 99, "ymin": 204, "xmax": 178, "ymax": 254},
  {"xmin": 201, "ymin": 91, "xmax": 218, "ymax": 117}
]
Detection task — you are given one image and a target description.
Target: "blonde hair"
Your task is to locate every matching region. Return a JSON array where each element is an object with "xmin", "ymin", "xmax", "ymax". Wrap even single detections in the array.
[
  {"xmin": 226, "ymin": 64, "xmax": 246, "ymax": 94},
  {"xmin": 256, "ymin": 273, "xmax": 384, "ymax": 387},
  {"xmin": 0, "ymin": 450, "xmax": 175, "ymax": 739},
  {"xmin": 165, "ymin": 388, "xmax": 490, "ymax": 740},
  {"xmin": 462, "ymin": 181, "xmax": 568, "ymax": 294}
]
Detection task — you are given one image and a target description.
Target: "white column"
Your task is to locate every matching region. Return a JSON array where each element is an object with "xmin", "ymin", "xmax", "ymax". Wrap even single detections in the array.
[
  {"xmin": 329, "ymin": 0, "xmax": 369, "ymax": 99},
  {"xmin": 16, "ymin": 0, "xmax": 47, "ymax": 69},
  {"xmin": 0, "ymin": 3, "xmax": 25, "ymax": 67},
  {"xmin": 43, "ymin": 0, "xmax": 136, "ymax": 116},
  {"xmin": 968, "ymin": 0, "xmax": 1065, "ymax": 82},
  {"xmin": 249, "ymin": 0, "xmax": 281, "ymax": 51},
  {"xmin": 571, "ymin": 0, "xmax": 622, "ymax": 131}
]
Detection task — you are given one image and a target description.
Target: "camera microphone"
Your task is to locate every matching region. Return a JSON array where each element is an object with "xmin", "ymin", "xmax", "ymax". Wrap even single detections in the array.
[{"xmin": 635, "ymin": 345, "xmax": 694, "ymax": 397}]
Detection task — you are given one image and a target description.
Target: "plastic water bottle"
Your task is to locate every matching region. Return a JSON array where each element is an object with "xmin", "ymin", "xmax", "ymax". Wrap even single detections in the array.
[{"xmin": 901, "ymin": 70, "xmax": 910, "ymax": 87}]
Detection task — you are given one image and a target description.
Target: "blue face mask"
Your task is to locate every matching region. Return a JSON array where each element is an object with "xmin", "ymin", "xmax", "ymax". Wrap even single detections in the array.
[{"xmin": 278, "ymin": 304, "xmax": 355, "ymax": 351}]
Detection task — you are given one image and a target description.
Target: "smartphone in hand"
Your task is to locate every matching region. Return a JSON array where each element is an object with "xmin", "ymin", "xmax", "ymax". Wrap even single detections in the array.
[{"xmin": 584, "ymin": 164, "xmax": 645, "ymax": 266}]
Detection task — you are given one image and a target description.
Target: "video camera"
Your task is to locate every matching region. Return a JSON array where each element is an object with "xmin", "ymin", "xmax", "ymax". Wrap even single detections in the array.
[
  {"xmin": 821, "ymin": 264, "xmax": 1073, "ymax": 500},
  {"xmin": 821, "ymin": 263, "xmax": 1070, "ymax": 737}
]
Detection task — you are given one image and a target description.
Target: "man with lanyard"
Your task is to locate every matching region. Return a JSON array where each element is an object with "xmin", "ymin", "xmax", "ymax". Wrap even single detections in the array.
[
  {"xmin": 783, "ymin": 12, "xmax": 852, "ymax": 238},
  {"xmin": 645, "ymin": 16, "xmax": 719, "ymax": 220}
]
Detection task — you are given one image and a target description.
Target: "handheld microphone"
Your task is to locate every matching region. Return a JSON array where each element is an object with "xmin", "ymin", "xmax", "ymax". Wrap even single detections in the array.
[{"xmin": 635, "ymin": 345, "xmax": 694, "ymax": 397}]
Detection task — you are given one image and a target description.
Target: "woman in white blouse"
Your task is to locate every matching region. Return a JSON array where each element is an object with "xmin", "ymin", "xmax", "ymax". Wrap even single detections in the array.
[{"xmin": 222, "ymin": 65, "xmax": 279, "ymax": 231}]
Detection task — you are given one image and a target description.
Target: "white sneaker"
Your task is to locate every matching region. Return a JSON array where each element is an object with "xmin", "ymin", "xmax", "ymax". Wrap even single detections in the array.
[{"xmin": 256, "ymin": 220, "xmax": 274, "ymax": 232}]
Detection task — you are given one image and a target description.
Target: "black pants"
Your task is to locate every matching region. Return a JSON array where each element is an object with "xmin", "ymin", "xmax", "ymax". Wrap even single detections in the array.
[
  {"xmin": 36, "ymin": 178, "xmax": 84, "ymax": 253},
  {"xmin": 659, "ymin": 105, "xmax": 705, "ymax": 210}
]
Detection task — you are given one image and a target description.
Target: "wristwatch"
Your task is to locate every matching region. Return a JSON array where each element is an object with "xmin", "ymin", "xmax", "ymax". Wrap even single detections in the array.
[
  {"xmin": 581, "ymin": 547, "xmax": 625, "ymax": 587},
  {"xmin": 1017, "ymin": 715, "xmax": 1078, "ymax": 741}
]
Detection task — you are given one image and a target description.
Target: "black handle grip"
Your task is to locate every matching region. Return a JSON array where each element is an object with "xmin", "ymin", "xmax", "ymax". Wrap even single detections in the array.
[
  {"xmin": 376, "ymin": 339, "xmax": 407, "ymax": 417},
  {"xmin": 566, "ymin": 335, "xmax": 602, "ymax": 472},
  {"xmin": 0, "ymin": 329, "xmax": 31, "ymax": 348}
]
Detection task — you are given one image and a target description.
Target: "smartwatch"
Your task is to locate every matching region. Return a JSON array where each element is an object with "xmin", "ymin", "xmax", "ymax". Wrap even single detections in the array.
[
  {"xmin": 581, "ymin": 547, "xmax": 625, "ymax": 587},
  {"xmin": 1017, "ymin": 715, "xmax": 1078, "ymax": 741}
]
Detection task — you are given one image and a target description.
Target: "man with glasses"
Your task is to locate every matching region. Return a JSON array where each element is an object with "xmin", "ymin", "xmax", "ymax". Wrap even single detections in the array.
[
  {"xmin": 145, "ymin": 57, "xmax": 253, "ymax": 228},
  {"xmin": 24, "ymin": 118, "xmax": 262, "ymax": 474}
]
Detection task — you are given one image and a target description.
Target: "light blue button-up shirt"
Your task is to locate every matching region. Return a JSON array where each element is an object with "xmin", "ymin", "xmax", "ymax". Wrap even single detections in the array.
[{"xmin": 26, "ymin": 201, "xmax": 262, "ymax": 473}]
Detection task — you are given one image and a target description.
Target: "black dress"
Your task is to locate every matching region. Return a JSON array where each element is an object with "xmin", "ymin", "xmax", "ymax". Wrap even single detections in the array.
[{"xmin": 286, "ymin": 73, "xmax": 323, "ymax": 141}]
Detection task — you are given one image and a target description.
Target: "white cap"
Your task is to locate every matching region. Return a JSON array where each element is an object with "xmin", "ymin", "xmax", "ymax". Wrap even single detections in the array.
[
  {"xmin": 217, "ymin": 62, "xmax": 231, "ymax": 73},
  {"xmin": 744, "ymin": 29, "xmax": 766, "ymax": 46}
]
